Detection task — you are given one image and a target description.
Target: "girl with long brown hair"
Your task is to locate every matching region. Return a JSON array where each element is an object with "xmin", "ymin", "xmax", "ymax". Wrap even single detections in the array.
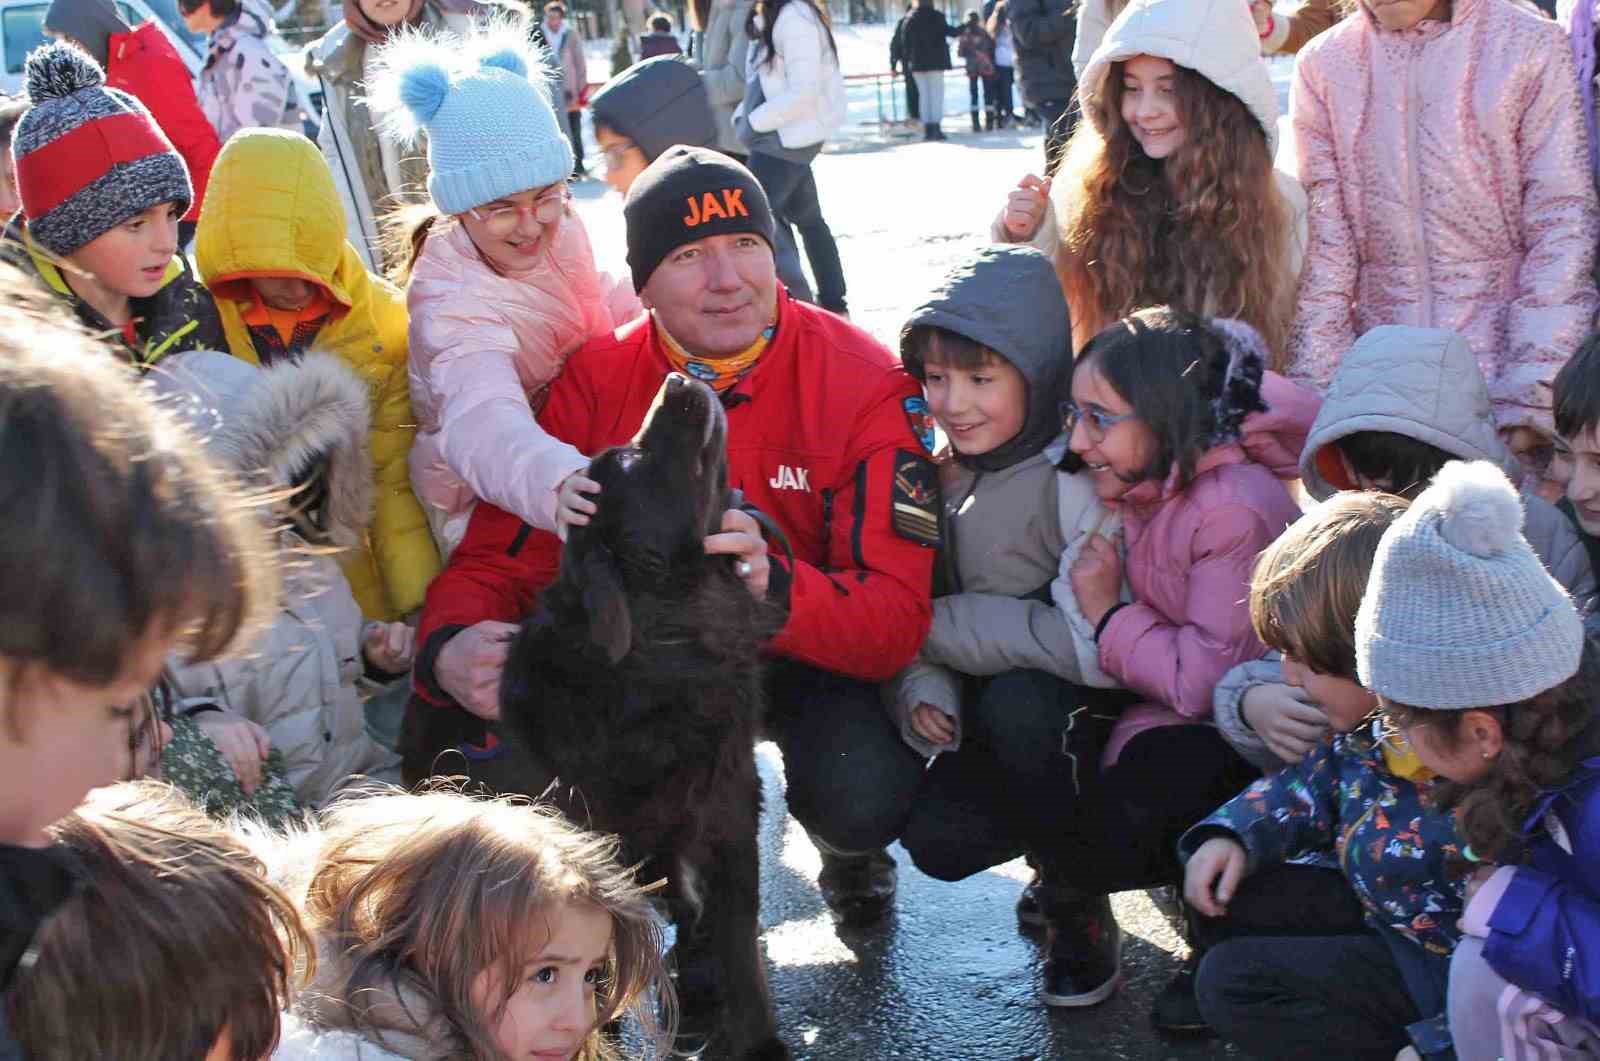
[
  {"xmin": 994, "ymin": 0, "xmax": 1305, "ymax": 362},
  {"xmin": 274, "ymin": 788, "xmax": 673, "ymax": 1061}
]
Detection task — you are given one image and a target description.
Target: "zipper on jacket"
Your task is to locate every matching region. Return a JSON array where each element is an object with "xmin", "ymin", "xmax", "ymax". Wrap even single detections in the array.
[
  {"xmin": 1405, "ymin": 38, "xmax": 1434, "ymax": 324},
  {"xmin": 819, "ymin": 487, "xmax": 834, "ymax": 572}
]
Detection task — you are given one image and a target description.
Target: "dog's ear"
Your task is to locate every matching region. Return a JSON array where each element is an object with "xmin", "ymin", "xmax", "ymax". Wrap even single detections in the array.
[{"xmin": 580, "ymin": 544, "xmax": 632, "ymax": 664}]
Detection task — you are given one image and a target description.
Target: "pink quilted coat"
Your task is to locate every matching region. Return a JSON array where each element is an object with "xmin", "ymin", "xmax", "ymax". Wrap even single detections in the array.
[
  {"xmin": 1286, "ymin": 0, "xmax": 1598, "ymax": 436},
  {"xmin": 406, "ymin": 209, "xmax": 643, "ymax": 549},
  {"xmin": 1097, "ymin": 372, "xmax": 1320, "ymax": 765}
]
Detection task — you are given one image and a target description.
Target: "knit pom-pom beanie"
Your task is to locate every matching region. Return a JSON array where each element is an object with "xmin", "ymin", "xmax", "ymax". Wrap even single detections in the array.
[
  {"xmin": 1356, "ymin": 460, "xmax": 1583, "ymax": 708},
  {"xmin": 366, "ymin": 18, "xmax": 572, "ymax": 215}
]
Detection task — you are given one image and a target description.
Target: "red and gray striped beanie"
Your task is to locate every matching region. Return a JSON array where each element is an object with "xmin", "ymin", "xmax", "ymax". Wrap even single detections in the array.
[{"xmin": 14, "ymin": 41, "xmax": 191, "ymax": 257}]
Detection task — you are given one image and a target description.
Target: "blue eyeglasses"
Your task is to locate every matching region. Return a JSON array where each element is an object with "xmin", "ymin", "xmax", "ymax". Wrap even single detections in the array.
[{"xmin": 1059, "ymin": 399, "xmax": 1137, "ymax": 441}]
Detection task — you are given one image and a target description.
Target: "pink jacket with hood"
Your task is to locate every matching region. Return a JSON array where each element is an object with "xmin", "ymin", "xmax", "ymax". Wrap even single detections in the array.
[
  {"xmin": 1287, "ymin": 0, "xmax": 1598, "ymax": 436},
  {"xmin": 406, "ymin": 210, "xmax": 642, "ymax": 550},
  {"xmin": 1096, "ymin": 347, "xmax": 1320, "ymax": 764}
]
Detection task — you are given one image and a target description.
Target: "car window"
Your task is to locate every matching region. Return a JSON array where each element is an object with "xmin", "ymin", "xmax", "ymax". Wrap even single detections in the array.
[{"xmin": 3, "ymin": 4, "xmax": 47, "ymax": 75}]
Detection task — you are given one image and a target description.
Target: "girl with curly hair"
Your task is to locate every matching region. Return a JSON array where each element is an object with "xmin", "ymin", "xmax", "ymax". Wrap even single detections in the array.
[
  {"xmin": 993, "ymin": 0, "xmax": 1305, "ymax": 361},
  {"xmin": 1365, "ymin": 460, "xmax": 1600, "ymax": 1060}
]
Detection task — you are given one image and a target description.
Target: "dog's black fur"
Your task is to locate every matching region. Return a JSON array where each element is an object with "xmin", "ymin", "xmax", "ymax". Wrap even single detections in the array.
[{"xmin": 500, "ymin": 375, "xmax": 789, "ymax": 1060}]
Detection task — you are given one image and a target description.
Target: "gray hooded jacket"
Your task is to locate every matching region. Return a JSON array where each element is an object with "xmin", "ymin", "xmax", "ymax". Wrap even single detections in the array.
[{"xmin": 887, "ymin": 246, "xmax": 1119, "ymax": 757}]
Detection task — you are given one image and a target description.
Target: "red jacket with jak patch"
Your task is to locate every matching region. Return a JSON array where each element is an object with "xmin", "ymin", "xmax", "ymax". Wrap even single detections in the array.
[{"xmin": 413, "ymin": 293, "xmax": 936, "ymax": 708}]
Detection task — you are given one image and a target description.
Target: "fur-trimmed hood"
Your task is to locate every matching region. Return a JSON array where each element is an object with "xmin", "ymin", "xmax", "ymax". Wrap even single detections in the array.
[{"xmin": 150, "ymin": 350, "xmax": 374, "ymax": 548}]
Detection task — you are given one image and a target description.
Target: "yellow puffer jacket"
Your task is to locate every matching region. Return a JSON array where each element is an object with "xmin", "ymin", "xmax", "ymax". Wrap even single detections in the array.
[{"xmin": 195, "ymin": 128, "xmax": 439, "ymax": 619}]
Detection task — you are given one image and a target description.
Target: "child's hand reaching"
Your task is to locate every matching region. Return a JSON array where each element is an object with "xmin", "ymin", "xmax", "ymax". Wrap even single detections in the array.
[
  {"xmin": 194, "ymin": 710, "xmax": 271, "ymax": 796},
  {"xmin": 1241, "ymin": 682, "xmax": 1329, "ymax": 763},
  {"xmin": 1184, "ymin": 836, "xmax": 1249, "ymax": 918},
  {"xmin": 1002, "ymin": 174, "xmax": 1051, "ymax": 243},
  {"xmin": 911, "ymin": 703, "xmax": 956, "ymax": 747},
  {"xmin": 1069, "ymin": 531, "xmax": 1123, "ymax": 629},
  {"xmin": 556, "ymin": 471, "xmax": 601, "ymax": 541},
  {"xmin": 362, "ymin": 620, "xmax": 416, "ymax": 675}
]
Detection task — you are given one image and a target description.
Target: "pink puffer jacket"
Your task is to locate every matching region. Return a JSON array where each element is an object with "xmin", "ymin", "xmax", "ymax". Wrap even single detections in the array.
[
  {"xmin": 1097, "ymin": 372, "xmax": 1320, "ymax": 765},
  {"xmin": 406, "ymin": 210, "xmax": 643, "ymax": 548},
  {"xmin": 1287, "ymin": 0, "xmax": 1598, "ymax": 436}
]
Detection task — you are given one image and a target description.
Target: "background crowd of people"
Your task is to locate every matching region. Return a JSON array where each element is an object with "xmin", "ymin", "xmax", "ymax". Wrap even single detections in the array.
[{"xmin": 2, "ymin": 0, "xmax": 1600, "ymax": 1058}]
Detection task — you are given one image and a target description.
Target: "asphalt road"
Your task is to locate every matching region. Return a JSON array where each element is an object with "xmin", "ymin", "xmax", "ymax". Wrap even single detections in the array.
[{"xmin": 750, "ymin": 745, "xmax": 1241, "ymax": 1061}]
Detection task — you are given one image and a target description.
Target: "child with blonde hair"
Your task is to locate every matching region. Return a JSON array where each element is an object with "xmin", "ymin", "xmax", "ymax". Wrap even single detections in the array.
[
  {"xmin": 274, "ymin": 787, "xmax": 672, "ymax": 1061},
  {"xmin": 370, "ymin": 20, "xmax": 642, "ymax": 554}
]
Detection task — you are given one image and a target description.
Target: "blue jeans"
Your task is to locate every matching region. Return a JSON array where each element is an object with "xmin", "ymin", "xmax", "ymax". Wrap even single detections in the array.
[{"xmin": 747, "ymin": 151, "xmax": 848, "ymax": 314}]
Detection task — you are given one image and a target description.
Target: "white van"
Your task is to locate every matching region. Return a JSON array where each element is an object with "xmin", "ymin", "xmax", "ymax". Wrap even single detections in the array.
[
  {"xmin": 0, "ymin": 0, "xmax": 320, "ymax": 133},
  {"xmin": 1, "ymin": 0, "xmax": 203, "ymax": 92}
]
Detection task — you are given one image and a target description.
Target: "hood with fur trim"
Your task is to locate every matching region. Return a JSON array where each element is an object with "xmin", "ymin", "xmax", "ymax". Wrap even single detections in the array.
[
  {"xmin": 150, "ymin": 350, "xmax": 373, "ymax": 549},
  {"xmin": 1078, "ymin": 0, "xmax": 1281, "ymax": 157}
]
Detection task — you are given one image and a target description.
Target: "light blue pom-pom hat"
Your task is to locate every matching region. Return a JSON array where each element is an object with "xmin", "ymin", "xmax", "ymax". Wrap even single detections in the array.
[{"xmin": 367, "ymin": 19, "xmax": 573, "ymax": 215}]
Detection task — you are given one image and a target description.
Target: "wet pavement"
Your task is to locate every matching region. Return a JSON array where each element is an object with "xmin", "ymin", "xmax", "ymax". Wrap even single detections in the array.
[{"xmin": 752, "ymin": 745, "xmax": 1240, "ymax": 1061}]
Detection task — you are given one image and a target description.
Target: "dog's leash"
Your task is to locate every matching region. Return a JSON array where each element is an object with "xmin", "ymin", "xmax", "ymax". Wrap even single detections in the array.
[{"xmin": 728, "ymin": 487, "xmax": 796, "ymax": 574}]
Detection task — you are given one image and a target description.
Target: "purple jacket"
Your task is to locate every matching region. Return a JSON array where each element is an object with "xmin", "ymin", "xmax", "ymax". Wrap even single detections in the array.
[
  {"xmin": 1475, "ymin": 757, "xmax": 1600, "ymax": 1024},
  {"xmin": 1096, "ymin": 372, "xmax": 1320, "ymax": 762}
]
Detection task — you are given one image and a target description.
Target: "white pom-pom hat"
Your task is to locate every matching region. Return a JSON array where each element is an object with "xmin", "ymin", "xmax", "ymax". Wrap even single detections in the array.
[
  {"xmin": 1356, "ymin": 460, "xmax": 1583, "ymax": 708},
  {"xmin": 366, "ymin": 19, "xmax": 572, "ymax": 215}
]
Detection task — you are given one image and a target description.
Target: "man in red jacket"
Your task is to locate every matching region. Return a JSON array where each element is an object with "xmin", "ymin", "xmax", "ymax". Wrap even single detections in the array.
[
  {"xmin": 44, "ymin": 0, "xmax": 220, "ymax": 241},
  {"xmin": 405, "ymin": 147, "xmax": 938, "ymax": 922}
]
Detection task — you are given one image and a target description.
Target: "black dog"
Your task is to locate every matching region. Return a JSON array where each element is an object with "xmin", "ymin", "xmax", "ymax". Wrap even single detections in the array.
[{"xmin": 500, "ymin": 374, "xmax": 789, "ymax": 1060}]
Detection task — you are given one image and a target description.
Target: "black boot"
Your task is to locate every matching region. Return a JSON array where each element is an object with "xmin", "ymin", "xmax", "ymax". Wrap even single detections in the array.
[
  {"xmin": 1151, "ymin": 951, "xmax": 1213, "ymax": 1035},
  {"xmin": 923, "ymin": 122, "xmax": 937, "ymax": 141},
  {"xmin": 815, "ymin": 841, "xmax": 897, "ymax": 926},
  {"xmin": 984, "ymin": 109, "xmax": 995, "ymax": 131},
  {"xmin": 1040, "ymin": 891, "xmax": 1122, "ymax": 1008},
  {"xmin": 970, "ymin": 109, "xmax": 981, "ymax": 132},
  {"xmin": 1151, "ymin": 904, "xmax": 1216, "ymax": 1035},
  {"xmin": 1015, "ymin": 859, "xmax": 1046, "ymax": 928}
]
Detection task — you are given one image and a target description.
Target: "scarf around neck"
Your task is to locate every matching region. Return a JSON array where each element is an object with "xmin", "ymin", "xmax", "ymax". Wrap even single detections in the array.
[{"xmin": 657, "ymin": 314, "xmax": 775, "ymax": 392}]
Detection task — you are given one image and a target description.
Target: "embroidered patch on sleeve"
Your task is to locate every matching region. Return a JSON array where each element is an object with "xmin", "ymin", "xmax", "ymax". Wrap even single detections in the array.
[
  {"xmin": 903, "ymin": 396, "xmax": 937, "ymax": 454},
  {"xmin": 891, "ymin": 449, "xmax": 940, "ymax": 547}
]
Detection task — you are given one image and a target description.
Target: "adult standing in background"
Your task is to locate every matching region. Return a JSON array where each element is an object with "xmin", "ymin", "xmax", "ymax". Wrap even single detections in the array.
[
  {"xmin": 890, "ymin": 1, "xmax": 919, "ymax": 122},
  {"xmin": 44, "ymin": 0, "xmax": 220, "ymax": 244},
  {"xmin": 178, "ymin": 0, "xmax": 301, "ymax": 142},
  {"xmin": 985, "ymin": 0, "xmax": 1016, "ymax": 127},
  {"xmin": 1009, "ymin": 0, "xmax": 1074, "ymax": 173},
  {"xmin": 1250, "ymin": 0, "xmax": 1341, "ymax": 54},
  {"xmin": 691, "ymin": 0, "xmax": 815, "ymax": 301},
  {"xmin": 306, "ymin": 0, "xmax": 473, "ymax": 273},
  {"xmin": 540, "ymin": 1, "xmax": 588, "ymax": 178},
  {"xmin": 735, "ymin": 0, "xmax": 849, "ymax": 315},
  {"xmin": 904, "ymin": 0, "xmax": 959, "ymax": 141}
]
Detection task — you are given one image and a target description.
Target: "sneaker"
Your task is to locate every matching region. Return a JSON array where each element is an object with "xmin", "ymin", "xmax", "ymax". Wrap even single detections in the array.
[
  {"xmin": 1015, "ymin": 869, "xmax": 1046, "ymax": 928},
  {"xmin": 1150, "ymin": 953, "xmax": 1213, "ymax": 1035},
  {"xmin": 817, "ymin": 846, "xmax": 897, "ymax": 926},
  {"xmin": 1040, "ymin": 893, "xmax": 1122, "ymax": 1007}
]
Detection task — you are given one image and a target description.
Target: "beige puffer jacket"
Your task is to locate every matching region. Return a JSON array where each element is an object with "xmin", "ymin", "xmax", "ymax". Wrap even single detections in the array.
[{"xmin": 156, "ymin": 351, "xmax": 400, "ymax": 808}]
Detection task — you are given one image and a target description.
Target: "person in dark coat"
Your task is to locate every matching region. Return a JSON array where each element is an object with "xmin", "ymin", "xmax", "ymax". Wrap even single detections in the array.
[
  {"xmin": 905, "ymin": 0, "xmax": 961, "ymax": 140},
  {"xmin": 1009, "ymin": 0, "xmax": 1075, "ymax": 172},
  {"xmin": 890, "ymin": 1, "xmax": 919, "ymax": 121},
  {"xmin": 639, "ymin": 12, "xmax": 683, "ymax": 57}
]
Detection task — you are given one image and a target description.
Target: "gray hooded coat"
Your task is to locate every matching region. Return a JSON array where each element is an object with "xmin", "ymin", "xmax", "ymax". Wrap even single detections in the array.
[{"xmin": 886, "ymin": 246, "xmax": 1119, "ymax": 757}]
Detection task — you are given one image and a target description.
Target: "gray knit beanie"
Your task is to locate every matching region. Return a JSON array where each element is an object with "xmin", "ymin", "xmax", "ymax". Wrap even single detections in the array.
[{"xmin": 1356, "ymin": 460, "xmax": 1583, "ymax": 708}]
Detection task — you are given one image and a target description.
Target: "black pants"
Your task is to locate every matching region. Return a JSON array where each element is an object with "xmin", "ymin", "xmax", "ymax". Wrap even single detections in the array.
[
  {"xmin": 900, "ymin": 670, "xmax": 1254, "ymax": 895},
  {"xmin": 763, "ymin": 661, "xmax": 926, "ymax": 852},
  {"xmin": 992, "ymin": 65, "xmax": 1014, "ymax": 122},
  {"xmin": 1196, "ymin": 932, "xmax": 1421, "ymax": 1060},
  {"xmin": 967, "ymin": 74, "xmax": 995, "ymax": 119},
  {"xmin": 745, "ymin": 152, "xmax": 848, "ymax": 315},
  {"xmin": 1188, "ymin": 864, "xmax": 1368, "ymax": 954},
  {"xmin": 566, "ymin": 109, "xmax": 585, "ymax": 172},
  {"xmin": 1036, "ymin": 96, "xmax": 1076, "ymax": 175}
]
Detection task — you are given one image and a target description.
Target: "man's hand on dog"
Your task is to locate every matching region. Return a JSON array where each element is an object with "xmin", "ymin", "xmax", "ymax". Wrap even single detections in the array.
[
  {"xmin": 705, "ymin": 508, "xmax": 770, "ymax": 599},
  {"xmin": 555, "ymin": 472, "xmax": 602, "ymax": 541},
  {"xmin": 436, "ymin": 620, "xmax": 520, "ymax": 719}
]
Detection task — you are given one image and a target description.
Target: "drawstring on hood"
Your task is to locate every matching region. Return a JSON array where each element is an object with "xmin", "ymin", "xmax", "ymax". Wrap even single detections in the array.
[{"xmin": 900, "ymin": 245, "xmax": 1071, "ymax": 472}]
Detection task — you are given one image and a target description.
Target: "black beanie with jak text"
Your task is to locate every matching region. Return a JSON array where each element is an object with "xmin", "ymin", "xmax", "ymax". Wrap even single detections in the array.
[{"xmin": 623, "ymin": 146, "xmax": 776, "ymax": 293}]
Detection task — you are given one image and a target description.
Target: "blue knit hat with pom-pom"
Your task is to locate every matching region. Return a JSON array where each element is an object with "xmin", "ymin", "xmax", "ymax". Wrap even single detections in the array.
[{"xmin": 368, "ymin": 21, "xmax": 573, "ymax": 215}]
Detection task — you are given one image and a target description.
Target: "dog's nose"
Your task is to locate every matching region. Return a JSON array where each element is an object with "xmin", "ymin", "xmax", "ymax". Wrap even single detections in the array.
[{"xmin": 665, "ymin": 372, "xmax": 691, "ymax": 393}]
